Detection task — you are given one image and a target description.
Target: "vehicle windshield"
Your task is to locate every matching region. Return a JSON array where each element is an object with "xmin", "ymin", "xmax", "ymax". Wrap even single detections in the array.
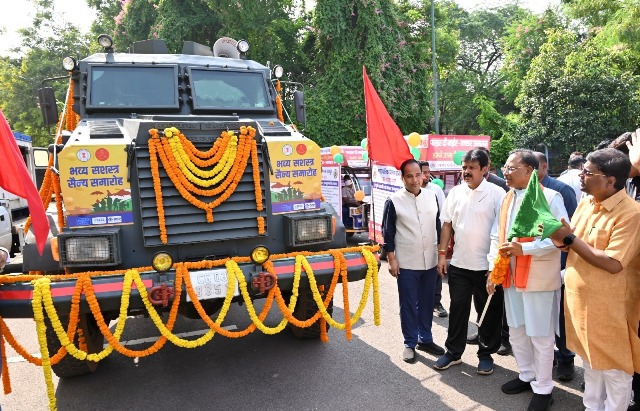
[
  {"xmin": 88, "ymin": 65, "xmax": 178, "ymax": 109},
  {"xmin": 190, "ymin": 69, "xmax": 270, "ymax": 109}
]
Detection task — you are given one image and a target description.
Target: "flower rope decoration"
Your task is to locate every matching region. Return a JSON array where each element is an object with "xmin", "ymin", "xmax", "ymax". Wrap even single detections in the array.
[
  {"xmin": 1, "ymin": 246, "xmax": 380, "ymax": 410},
  {"xmin": 251, "ymin": 138, "xmax": 265, "ymax": 233},
  {"xmin": 489, "ymin": 253, "xmax": 510, "ymax": 285},
  {"xmin": 275, "ymin": 80, "xmax": 284, "ymax": 123},
  {"xmin": 148, "ymin": 126, "xmax": 256, "ymax": 230}
]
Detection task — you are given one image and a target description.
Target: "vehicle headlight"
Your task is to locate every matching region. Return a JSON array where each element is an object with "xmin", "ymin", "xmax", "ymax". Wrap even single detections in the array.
[
  {"xmin": 66, "ymin": 237, "xmax": 110, "ymax": 262},
  {"xmin": 58, "ymin": 229, "xmax": 121, "ymax": 267},
  {"xmin": 283, "ymin": 214, "xmax": 333, "ymax": 247}
]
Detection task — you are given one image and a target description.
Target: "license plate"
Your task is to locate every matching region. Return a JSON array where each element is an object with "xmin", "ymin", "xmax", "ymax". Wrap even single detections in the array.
[{"xmin": 186, "ymin": 268, "xmax": 239, "ymax": 302}]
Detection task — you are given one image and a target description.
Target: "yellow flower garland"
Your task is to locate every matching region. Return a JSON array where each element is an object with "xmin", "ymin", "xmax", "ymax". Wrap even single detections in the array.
[{"xmin": 4, "ymin": 246, "xmax": 379, "ymax": 410}]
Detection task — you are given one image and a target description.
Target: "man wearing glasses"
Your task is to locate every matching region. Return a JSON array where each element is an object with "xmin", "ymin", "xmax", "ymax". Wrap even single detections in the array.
[
  {"xmin": 549, "ymin": 148, "xmax": 640, "ymax": 411},
  {"xmin": 487, "ymin": 149, "xmax": 568, "ymax": 411}
]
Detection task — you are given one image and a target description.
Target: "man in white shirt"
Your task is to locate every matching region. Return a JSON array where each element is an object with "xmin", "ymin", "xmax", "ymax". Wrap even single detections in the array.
[
  {"xmin": 433, "ymin": 149, "xmax": 506, "ymax": 375},
  {"xmin": 557, "ymin": 152, "xmax": 585, "ymax": 204},
  {"xmin": 420, "ymin": 161, "xmax": 447, "ymax": 318}
]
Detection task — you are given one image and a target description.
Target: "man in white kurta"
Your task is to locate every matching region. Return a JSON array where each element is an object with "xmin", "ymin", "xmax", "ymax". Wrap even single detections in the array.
[{"xmin": 487, "ymin": 150, "xmax": 568, "ymax": 411}]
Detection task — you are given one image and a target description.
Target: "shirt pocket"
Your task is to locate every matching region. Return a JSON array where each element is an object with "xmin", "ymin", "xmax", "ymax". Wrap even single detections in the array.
[{"xmin": 588, "ymin": 228, "xmax": 610, "ymax": 250}]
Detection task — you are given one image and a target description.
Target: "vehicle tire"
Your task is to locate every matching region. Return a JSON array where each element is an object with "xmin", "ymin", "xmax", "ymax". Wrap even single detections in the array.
[
  {"xmin": 288, "ymin": 287, "xmax": 333, "ymax": 340},
  {"xmin": 379, "ymin": 248, "xmax": 387, "ymax": 261},
  {"xmin": 46, "ymin": 313, "xmax": 105, "ymax": 378},
  {"xmin": 346, "ymin": 232, "xmax": 355, "ymax": 238}
]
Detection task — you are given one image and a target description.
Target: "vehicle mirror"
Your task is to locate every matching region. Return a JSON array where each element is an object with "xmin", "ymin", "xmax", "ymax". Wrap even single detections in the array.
[
  {"xmin": 37, "ymin": 87, "xmax": 59, "ymax": 127},
  {"xmin": 293, "ymin": 90, "xmax": 306, "ymax": 125},
  {"xmin": 33, "ymin": 148, "xmax": 50, "ymax": 168}
]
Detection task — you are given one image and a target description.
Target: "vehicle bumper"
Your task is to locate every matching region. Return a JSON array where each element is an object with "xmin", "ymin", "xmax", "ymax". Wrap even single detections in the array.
[{"xmin": 0, "ymin": 250, "xmax": 379, "ymax": 318}]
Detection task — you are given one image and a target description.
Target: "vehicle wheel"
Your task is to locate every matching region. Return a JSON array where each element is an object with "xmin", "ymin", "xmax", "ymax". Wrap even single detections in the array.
[
  {"xmin": 346, "ymin": 232, "xmax": 355, "ymax": 238},
  {"xmin": 288, "ymin": 287, "xmax": 333, "ymax": 340},
  {"xmin": 46, "ymin": 313, "xmax": 105, "ymax": 378}
]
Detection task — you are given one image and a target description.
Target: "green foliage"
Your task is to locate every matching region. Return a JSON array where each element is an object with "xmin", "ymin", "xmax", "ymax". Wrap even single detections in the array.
[
  {"xmin": 0, "ymin": 0, "xmax": 91, "ymax": 146},
  {"xmin": 515, "ymin": 29, "xmax": 640, "ymax": 162},
  {"xmin": 501, "ymin": 8, "xmax": 566, "ymax": 103},
  {"xmin": 306, "ymin": 0, "xmax": 429, "ymax": 147}
]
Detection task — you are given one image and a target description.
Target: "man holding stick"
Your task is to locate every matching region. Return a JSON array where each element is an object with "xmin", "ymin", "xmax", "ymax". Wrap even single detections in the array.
[
  {"xmin": 433, "ymin": 149, "xmax": 505, "ymax": 375},
  {"xmin": 487, "ymin": 149, "xmax": 568, "ymax": 411}
]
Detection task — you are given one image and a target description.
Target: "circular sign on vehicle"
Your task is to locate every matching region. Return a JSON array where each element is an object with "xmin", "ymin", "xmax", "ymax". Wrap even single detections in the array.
[
  {"xmin": 95, "ymin": 148, "xmax": 110, "ymax": 161},
  {"xmin": 76, "ymin": 149, "xmax": 91, "ymax": 162},
  {"xmin": 282, "ymin": 144, "xmax": 293, "ymax": 156},
  {"xmin": 296, "ymin": 144, "xmax": 307, "ymax": 155}
]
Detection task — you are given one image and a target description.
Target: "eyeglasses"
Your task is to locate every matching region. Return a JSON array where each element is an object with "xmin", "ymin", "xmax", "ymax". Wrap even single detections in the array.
[
  {"xmin": 501, "ymin": 165, "xmax": 526, "ymax": 174},
  {"xmin": 579, "ymin": 169, "xmax": 607, "ymax": 177}
]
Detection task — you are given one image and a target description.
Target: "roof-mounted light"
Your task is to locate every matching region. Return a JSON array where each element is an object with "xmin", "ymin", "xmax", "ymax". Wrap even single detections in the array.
[
  {"xmin": 62, "ymin": 56, "xmax": 77, "ymax": 71},
  {"xmin": 98, "ymin": 34, "xmax": 114, "ymax": 52},
  {"xmin": 273, "ymin": 65, "xmax": 284, "ymax": 79},
  {"xmin": 237, "ymin": 39, "xmax": 250, "ymax": 53}
]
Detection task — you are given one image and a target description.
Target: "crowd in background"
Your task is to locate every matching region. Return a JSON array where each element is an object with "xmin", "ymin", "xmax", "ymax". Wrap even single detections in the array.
[{"xmin": 381, "ymin": 133, "xmax": 640, "ymax": 411}]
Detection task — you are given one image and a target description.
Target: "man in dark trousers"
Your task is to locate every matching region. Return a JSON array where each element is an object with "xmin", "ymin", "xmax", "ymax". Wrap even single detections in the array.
[
  {"xmin": 534, "ymin": 151, "xmax": 578, "ymax": 382},
  {"xmin": 434, "ymin": 149, "xmax": 506, "ymax": 375},
  {"xmin": 382, "ymin": 159, "xmax": 445, "ymax": 363}
]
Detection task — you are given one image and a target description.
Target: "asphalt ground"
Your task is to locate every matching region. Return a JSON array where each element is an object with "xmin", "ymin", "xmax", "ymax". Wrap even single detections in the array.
[{"xmin": 0, "ymin": 232, "xmax": 585, "ymax": 410}]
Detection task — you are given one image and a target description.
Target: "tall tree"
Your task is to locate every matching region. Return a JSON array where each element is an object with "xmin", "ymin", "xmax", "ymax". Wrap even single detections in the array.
[
  {"xmin": 515, "ymin": 29, "xmax": 640, "ymax": 165},
  {"xmin": 0, "ymin": 0, "xmax": 90, "ymax": 146},
  {"xmin": 306, "ymin": 0, "xmax": 429, "ymax": 147}
]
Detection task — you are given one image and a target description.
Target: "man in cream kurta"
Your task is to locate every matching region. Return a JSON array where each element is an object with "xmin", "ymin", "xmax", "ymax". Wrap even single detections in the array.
[
  {"xmin": 382, "ymin": 159, "xmax": 444, "ymax": 363},
  {"xmin": 487, "ymin": 150, "xmax": 568, "ymax": 411},
  {"xmin": 550, "ymin": 148, "xmax": 640, "ymax": 411}
]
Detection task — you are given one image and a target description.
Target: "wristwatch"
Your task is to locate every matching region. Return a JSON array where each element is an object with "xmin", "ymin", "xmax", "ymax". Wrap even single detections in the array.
[{"xmin": 562, "ymin": 234, "xmax": 576, "ymax": 247}]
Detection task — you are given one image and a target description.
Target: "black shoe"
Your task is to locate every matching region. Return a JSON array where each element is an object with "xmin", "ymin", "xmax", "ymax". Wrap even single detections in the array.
[
  {"xmin": 467, "ymin": 332, "xmax": 479, "ymax": 345},
  {"xmin": 497, "ymin": 343, "xmax": 512, "ymax": 356},
  {"xmin": 556, "ymin": 361, "xmax": 575, "ymax": 381},
  {"xmin": 527, "ymin": 393, "xmax": 554, "ymax": 411},
  {"xmin": 501, "ymin": 378, "xmax": 533, "ymax": 395},
  {"xmin": 416, "ymin": 341, "xmax": 445, "ymax": 356},
  {"xmin": 434, "ymin": 303, "xmax": 448, "ymax": 318}
]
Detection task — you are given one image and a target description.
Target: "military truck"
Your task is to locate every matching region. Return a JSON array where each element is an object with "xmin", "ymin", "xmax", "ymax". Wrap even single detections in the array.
[{"xmin": 0, "ymin": 35, "xmax": 378, "ymax": 378}]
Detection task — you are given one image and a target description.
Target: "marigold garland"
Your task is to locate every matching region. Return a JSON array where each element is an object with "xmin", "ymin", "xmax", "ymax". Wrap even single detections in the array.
[
  {"xmin": 275, "ymin": 80, "xmax": 284, "ymax": 122},
  {"xmin": 489, "ymin": 253, "xmax": 510, "ymax": 285},
  {"xmin": 1, "ymin": 245, "xmax": 379, "ymax": 410},
  {"xmin": 148, "ymin": 126, "xmax": 256, "ymax": 229}
]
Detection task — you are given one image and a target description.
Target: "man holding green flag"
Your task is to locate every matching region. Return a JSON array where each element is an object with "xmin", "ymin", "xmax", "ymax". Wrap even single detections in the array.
[{"xmin": 486, "ymin": 149, "xmax": 568, "ymax": 411}]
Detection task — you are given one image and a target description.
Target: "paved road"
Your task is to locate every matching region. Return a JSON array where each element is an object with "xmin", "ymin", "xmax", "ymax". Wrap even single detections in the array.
[{"xmin": 0, "ymin": 236, "xmax": 585, "ymax": 410}]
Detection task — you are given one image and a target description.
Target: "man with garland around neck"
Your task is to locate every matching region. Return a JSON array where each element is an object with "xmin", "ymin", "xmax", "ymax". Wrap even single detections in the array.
[
  {"xmin": 487, "ymin": 149, "xmax": 568, "ymax": 411},
  {"xmin": 382, "ymin": 159, "xmax": 445, "ymax": 364}
]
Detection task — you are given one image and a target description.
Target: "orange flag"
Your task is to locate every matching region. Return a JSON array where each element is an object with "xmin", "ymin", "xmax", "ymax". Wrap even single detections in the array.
[
  {"xmin": 0, "ymin": 111, "xmax": 49, "ymax": 254},
  {"xmin": 363, "ymin": 66, "xmax": 412, "ymax": 170}
]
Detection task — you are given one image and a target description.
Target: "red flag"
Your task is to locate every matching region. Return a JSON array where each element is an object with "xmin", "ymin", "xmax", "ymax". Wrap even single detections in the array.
[
  {"xmin": 0, "ymin": 110, "xmax": 49, "ymax": 254},
  {"xmin": 363, "ymin": 66, "xmax": 412, "ymax": 170}
]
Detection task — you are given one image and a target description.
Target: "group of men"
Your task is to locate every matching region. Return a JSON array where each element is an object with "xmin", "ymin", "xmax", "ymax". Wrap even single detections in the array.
[{"xmin": 382, "ymin": 142, "xmax": 639, "ymax": 411}]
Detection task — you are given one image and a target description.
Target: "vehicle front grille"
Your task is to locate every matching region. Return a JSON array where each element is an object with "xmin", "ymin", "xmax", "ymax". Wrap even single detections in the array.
[{"xmin": 134, "ymin": 123, "xmax": 267, "ymax": 246}]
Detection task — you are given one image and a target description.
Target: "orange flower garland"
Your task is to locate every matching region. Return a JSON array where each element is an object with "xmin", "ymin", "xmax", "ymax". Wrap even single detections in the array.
[
  {"xmin": 489, "ymin": 253, "xmax": 510, "ymax": 285},
  {"xmin": 275, "ymin": 80, "xmax": 284, "ymax": 122},
  {"xmin": 251, "ymin": 138, "xmax": 265, "ymax": 233},
  {"xmin": 148, "ymin": 126, "xmax": 256, "ymax": 235},
  {"xmin": 0, "ymin": 245, "xmax": 380, "ymax": 401},
  {"xmin": 148, "ymin": 132, "xmax": 167, "ymax": 243}
]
